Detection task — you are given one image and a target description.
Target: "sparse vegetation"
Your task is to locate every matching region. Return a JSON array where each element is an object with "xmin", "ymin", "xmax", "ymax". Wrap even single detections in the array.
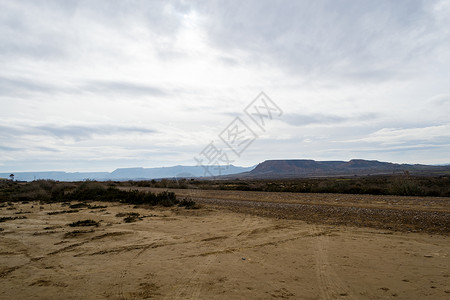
[
  {"xmin": 47, "ymin": 210, "xmax": 79, "ymax": 215},
  {"xmin": 69, "ymin": 202, "xmax": 90, "ymax": 209},
  {"xmin": 0, "ymin": 216, "xmax": 26, "ymax": 222},
  {"xmin": 121, "ymin": 175, "xmax": 450, "ymax": 197},
  {"xmin": 68, "ymin": 219, "xmax": 99, "ymax": 227},
  {"xmin": 116, "ymin": 212, "xmax": 142, "ymax": 223},
  {"xmin": 178, "ymin": 197, "xmax": 198, "ymax": 209},
  {"xmin": 64, "ymin": 181, "xmax": 179, "ymax": 206},
  {"xmin": 5, "ymin": 174, "xmax": 449, "ymax": 203},
  {"xmin": 0, "ymin": 180, "xmax": 189, "ymax": 207},
  {"xmin": 123, "ymin": 215, "xmax": 140, "ymax": 223},
  {"xmin": 44, "ymin": 226, "xmax": 60, "ymax": 230},
  {"xmin": 64, "ymin": 229, "xmax": 95, "ymax": 238}
]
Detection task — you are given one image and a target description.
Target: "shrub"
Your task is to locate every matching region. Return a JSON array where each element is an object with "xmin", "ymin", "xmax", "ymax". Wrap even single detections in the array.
[
  {"xmin": 178, "ymin": 198, "xmax": 198, "ymax": 209},
  {"xmin": 69, "ymin": 202, "xmax": 90, "ymax": 209},
  {"xmin": 116, "ymin": 212, "xmax": 139, "ymax": 218},
  {"xmin": 156, "ymin": 191, "xmax": 178, "ymax": 207},
  {"xmin": 67, "ymin": 181, "xmax": 106, "ymax": 201},
  {"xmin": 68, "ymin": 219, "xmax": 99, "ymax": 227},
  {"xmin": 116, "ymin": 212, "xmax": 141, "ymax": 223},
  {"xmin": 123, "ymin": 215, "xmax": 139, "ymax": 223},
  {"xmin": 1, "ymin": 180, "xmax": 184, "ymax": 206},
  {"xmin": 51, "ymin": 184, "xmax": 65, "ymax": 201},
  {"xmin": 389, "ymin": 177, "xmax": 423, "ymax": 196},
  {"xmin": 47, "ymin": 210, "xmax": 79, "ymax": 215},
  {"xmin": 0, "ymin": 216, "xmax": 26, "ymax": 222}
]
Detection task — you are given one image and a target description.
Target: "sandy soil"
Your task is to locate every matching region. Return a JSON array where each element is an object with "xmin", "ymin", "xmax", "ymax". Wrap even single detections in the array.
[{"xmin": 0, "ymin": 198, "xmax": 449, "ymax": 299}]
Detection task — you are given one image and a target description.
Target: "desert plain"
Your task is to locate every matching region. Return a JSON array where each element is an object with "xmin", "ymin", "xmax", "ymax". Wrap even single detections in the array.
[{"xmin": 0, "ymin": 188, "xmax": 449, "ymax": 299}]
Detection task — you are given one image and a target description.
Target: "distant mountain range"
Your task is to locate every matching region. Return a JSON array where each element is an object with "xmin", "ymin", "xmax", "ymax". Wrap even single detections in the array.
[
  {"xmin": 236, "ymin": 159, "xmax": 450, "ymax": 178},
  {"xmin": 2, "ymin": 159, "xmax": 450, "ymax": 182},
  {"xmin": 0, "ymin": 165, "xmax": 254, "ymax": 182}
]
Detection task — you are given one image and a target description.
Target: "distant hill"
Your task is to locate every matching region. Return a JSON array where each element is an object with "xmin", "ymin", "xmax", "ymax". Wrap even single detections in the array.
[
  {"xmin": 3, "ymin": 159, "xmax": 449, "ymax": 182},
  {"xmin": 239, "ymin": 159, "xmax": 450, "ymax": 178},
  {"xmin": 109, "ymin": 165, "xmax": 254, "ymax": 180},
  {"xmin": 0, "ymin": 165, "xmax": 254, "ymax": 182}
]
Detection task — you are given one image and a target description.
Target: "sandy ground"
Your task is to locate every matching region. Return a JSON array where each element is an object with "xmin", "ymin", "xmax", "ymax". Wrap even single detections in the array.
[{"xmin": 0, "ymin": 198, "xmax": 449, "ymax": 299}]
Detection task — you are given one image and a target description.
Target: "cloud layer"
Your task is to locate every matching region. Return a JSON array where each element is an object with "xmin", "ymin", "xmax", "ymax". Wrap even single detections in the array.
[{"xmin": 1, "ymin": 0, "xmax": 449, "ymax": 171}]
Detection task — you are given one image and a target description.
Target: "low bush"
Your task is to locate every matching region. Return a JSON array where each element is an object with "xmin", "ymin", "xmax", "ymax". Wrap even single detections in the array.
[
  {"xmin": 116, "ymin": 212, "xmax": 139, "ymax": 217},
  {"xmin": 69, "ymin": 203, "xmax": 90, "ymax": 209},
  {"xmin": 116, "ymin": 212, "xmax": 141, "ymax": 223},
  {"xmin": 68, "ymin": 219, "xmax": 99, "ymax": 227},
  {"xmin": 123, "ymin": 215, "xmax": 140, "ymax": 223},
  {"xmin": 0, "ymin": 216, "xmax": 27, "ymax": 222},
  {"xmin": 47, "ymin": 210, "xmax": 79, "ymax": 215},
  {"xmin": 0, "ymin": 180, "xmax": 189, "ymax": 207},
  {"xmin": 178, "ymin": 198, "xmax": 198, "ymax": 209}
]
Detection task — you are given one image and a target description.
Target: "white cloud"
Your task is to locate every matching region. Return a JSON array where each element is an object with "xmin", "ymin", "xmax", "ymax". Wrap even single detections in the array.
[{"xmin": 351, "ymin": 125, "xmax": 450, "ymax": 145}]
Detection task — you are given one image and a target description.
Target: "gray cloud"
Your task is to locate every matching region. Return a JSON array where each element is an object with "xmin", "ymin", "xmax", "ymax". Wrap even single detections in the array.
[
  {"xmin": 282, "ymin": 113, "xmax": 378, "ymax": 126},
  {"xmin": 430, "ymin": 94, "xmax": 450, "ymax": 106},
  {"xmin": 0, "ymin": 76, "xmax": 168, "ymax": 98},
  {"xmin": 1, "ymin": 0, "xmax": 449, "ymax": 171},
  {"xmin": 79, "ymin": 0, "xmax": 190, "ymax": 34},
  {"xmin": 194, "ymin": 0, "xmax": 447, "ymax": 81},
  {"xmin": 0, "ymin": 0, "xmax": 189, "ymax": 61},
  {"xmin": 0, "ymin": 124, "xmax": 156, "ymax": 140},
  {"xmin": 35, "ymin": 124, "xmax": 156, "ymax": 139},
  {"xmin": 0, "ymin": 145, "xmax": 19, "ymax": 151},
  {"xmin": 0, "ymin": 1, "xmax": 77, "ymax": 60},
  {"xmin": 0, "ymin": 76, "xmax": 66, "ymax": 96},
  {"xmin": 282, "ymin": 113, "xmax": 346, "ymax": 126},
  {"xmin": 82, "ymin": 80, "xmax": 167, "ymax": 97},
  {"xmin": 35, "ymin": 146, "xmax": 62, "ymax": 153},
  {"xmin": 348, "ymin": 144, "xmax": 449, "ymax": 154}
]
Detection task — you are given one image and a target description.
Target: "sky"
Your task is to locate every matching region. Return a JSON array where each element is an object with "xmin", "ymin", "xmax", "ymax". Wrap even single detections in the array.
[{"xmin": 1, "ymin": 0, "xmax": 450, "ymax": 172}]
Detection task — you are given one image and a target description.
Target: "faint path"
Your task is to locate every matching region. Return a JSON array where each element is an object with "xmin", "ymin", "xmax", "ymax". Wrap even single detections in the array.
[
  {"xmin": 311, "ymin": 225, "xmax": 355, "ymax": 299},
  {"xmin": 163, "ymin": 254, "xmax": 216, "ymax": 299}
]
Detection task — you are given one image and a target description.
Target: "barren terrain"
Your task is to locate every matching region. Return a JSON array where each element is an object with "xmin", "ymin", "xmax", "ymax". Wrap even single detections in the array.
[
  {"xmin": 1, "ymin": 191, "xmax": 449, "ymax": 299},
  {"xmin": 125, "ymin": 188, "xmax": 450, "ymax": 234}
]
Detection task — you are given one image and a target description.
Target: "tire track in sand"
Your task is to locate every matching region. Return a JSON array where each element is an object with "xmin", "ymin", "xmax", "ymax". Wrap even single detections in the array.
[
  {"xmin": 163, "ymin": 254, "xmax": 216, "ymax": 299},
  {"xmin": 311, "ymin": 225, "xmax": 354, "ymax": 299},
  {"xmin": 164, "ymin": 215, "xmax": 258, "ymax": 299}
]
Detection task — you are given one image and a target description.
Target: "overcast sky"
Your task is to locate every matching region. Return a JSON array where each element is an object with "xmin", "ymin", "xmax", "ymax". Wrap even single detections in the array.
[{"xmin": 1, "ymin": 0, "xmax": 450, "ymax": 172}]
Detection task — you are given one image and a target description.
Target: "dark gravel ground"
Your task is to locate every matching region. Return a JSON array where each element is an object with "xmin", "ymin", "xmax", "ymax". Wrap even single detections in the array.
[{"xmin": 194, "ymin": 197, "xmax": 450, "ymax": 235}]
